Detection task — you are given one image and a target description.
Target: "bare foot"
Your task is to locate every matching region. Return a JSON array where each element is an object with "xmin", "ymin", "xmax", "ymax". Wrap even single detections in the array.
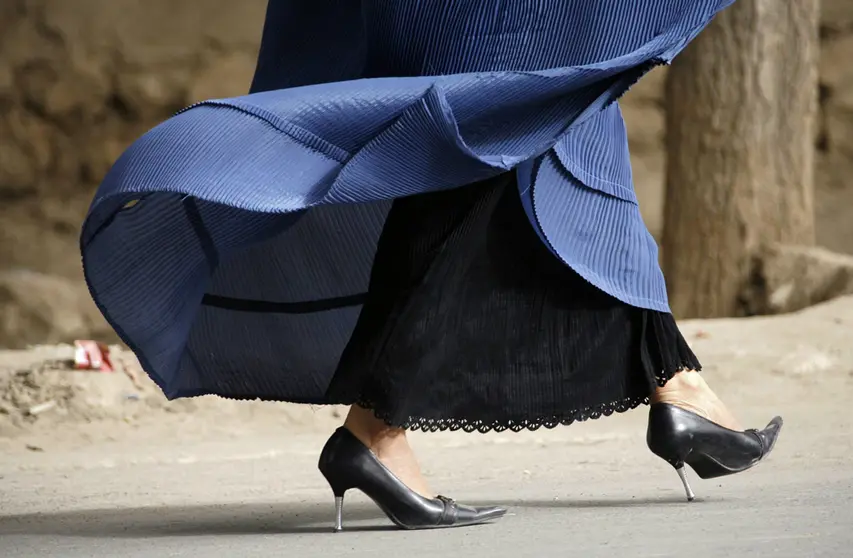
[
  {"xmin": 343, "ymin": 405, "xmax": 434, "ymax": 498},
  {"xmin": 652, "ymin": 370, "xmax": 743, "ymax": 431}
]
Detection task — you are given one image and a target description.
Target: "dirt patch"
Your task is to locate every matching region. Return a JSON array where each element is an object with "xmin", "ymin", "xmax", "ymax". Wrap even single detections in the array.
[
  {"xmin": 0, "ymin": 344, "xmax": 165, "ymax": 436},
  {"xmin": 2, "ymin": 296, "xmax": 852, "ymax": 446},
  {"xmin": 0, "ymin": 343, "xmax": 347, "ymax": 440}
]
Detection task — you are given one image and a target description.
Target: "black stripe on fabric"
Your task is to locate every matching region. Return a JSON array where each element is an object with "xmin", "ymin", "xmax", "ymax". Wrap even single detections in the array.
[
  {"xmin": 182, "ymin": 197, "xmax": 220, "ymax": 270},
  {"xmin": 201, "ymin": 293, "xmax": 367, "ymax": 314}
]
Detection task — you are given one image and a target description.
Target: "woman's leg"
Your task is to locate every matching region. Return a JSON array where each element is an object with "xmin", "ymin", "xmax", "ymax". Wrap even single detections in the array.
[
  {"xmin": 653, "ymin": 370, "xmax": 742, "ymax": 431},
  {"xmin": 337, "ymin": 373, "xmax": 745, "ymax": 499},
  {"xmin": 325, "ymin": 179, "xmax": 515, "ymax": 498},
  {"xmin": 343, "ymin": 405, "xmax": 433, "ymax": 498},
  {"xmin": 326, "ymin": 173, "xmax": 754, "ymax": 500}
]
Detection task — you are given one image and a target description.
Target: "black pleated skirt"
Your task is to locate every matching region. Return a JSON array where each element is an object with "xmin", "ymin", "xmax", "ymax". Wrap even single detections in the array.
[{"xmin": 325, "ymin": 173, "xmax": 700, "ymax": 432}]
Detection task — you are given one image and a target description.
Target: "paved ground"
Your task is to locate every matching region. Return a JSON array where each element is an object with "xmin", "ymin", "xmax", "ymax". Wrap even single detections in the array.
[
  {"xmin": 2, "ymin": 392, "xmax": 852, "ymax": 557},
  {"xmin": 2, "ymin": 299, "xmax": 853, "ymax": 557}
]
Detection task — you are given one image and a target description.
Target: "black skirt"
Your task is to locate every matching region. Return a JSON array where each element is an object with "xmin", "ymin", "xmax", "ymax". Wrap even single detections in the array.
[{"xmin": 325, "ymin": 173, "xmax": 700, "ymax": 432}]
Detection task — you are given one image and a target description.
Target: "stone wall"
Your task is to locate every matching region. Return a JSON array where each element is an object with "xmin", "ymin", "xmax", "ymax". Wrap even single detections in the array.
[
  {"xmin": 0, "ymin": 0, "xmax": 267, "ymax": 278},
  {"xmin": 1, "ymin": 0, "xmax": 852, "ymax": 347}
]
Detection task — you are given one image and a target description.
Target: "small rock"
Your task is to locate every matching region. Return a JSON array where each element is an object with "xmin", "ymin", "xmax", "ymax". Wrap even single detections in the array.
[
  {"xmin": 27, "ymin": 400, "xmax": 57, "ymax": 416},
  {"xmin": 746, "ymin": 244, "xmax": 853, "ymax": 315},
  {"xmin": 25, "ymin": 444, "xmax": 44, "ymax": 452}
]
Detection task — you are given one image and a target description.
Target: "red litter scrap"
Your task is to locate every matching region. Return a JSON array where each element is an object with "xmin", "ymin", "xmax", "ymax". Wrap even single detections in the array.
[{"xmin": 74, "ymin": 340, "xmax": 114, "ymax": 372}]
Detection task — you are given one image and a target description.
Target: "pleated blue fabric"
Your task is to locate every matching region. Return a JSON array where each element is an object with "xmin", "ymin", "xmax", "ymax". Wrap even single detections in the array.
[{"xmin": 81, "ymin": 0, "xmax": 735, "ymax": 400}]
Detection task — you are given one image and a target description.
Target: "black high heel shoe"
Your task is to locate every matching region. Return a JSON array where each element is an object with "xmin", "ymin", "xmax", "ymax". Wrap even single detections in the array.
[
  {"xmin": 318, "ymin": 427, "xmax": 507, "ymax": 531},
  {"xmin": 647, "ymin": 403, "xmax": 783, "ymax": 501}
]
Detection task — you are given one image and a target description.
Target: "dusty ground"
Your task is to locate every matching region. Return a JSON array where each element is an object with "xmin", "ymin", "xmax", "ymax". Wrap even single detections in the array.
[{"xmin": 1, "ymin": 297, "xmax": 853, "ymax": 557}]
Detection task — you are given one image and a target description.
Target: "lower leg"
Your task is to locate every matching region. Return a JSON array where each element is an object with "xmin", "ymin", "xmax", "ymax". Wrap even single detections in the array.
[
  {"xmin": 652, "ymin": 369, "xmax": 743, "ymax": 431},
  {"xmin": 343, "ymin": 405, "xmax": 434, "ymax": 498}
]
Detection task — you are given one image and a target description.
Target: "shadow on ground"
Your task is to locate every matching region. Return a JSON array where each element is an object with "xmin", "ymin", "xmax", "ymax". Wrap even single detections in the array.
[{"xmin": 0, "ymin": 497, "xmax": 690, "ymax": 538}]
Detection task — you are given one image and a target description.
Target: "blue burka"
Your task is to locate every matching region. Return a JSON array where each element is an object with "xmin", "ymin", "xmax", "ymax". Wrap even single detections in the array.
[{"xmin": 81, "ymin": 0, "xmax": 734, "ymax": 401}]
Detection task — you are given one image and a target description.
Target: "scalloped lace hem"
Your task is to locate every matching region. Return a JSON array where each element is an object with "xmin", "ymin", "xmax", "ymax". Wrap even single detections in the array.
[{"xmin": 356, "ymin": 363, "xmax": 701, "ymax": 434}]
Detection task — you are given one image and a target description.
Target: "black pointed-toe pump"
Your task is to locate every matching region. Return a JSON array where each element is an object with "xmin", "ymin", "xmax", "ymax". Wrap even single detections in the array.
[
  {"xmin": 318, "ymin": 427, "xmax": 507, "ymax": 531},
  {"xmin": 647, "ymin": 403, "xmax": 783, "ymax": 501}
]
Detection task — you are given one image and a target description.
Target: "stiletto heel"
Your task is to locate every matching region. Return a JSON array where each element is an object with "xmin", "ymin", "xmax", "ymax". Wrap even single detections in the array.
[
  {"xmin": 318, "ymin": 427, "xmax": 507, "ymax": 531},
  {"xmin": 647, "ymin": 403, "xmax": 783, "ymax": 502},
  {"xmin": 333, "ymin": 495, "xmax": 345, "ymax": 532},
  {"xmin": 322, "ymin": 462, "xmax": 354, "ymax": 532},
  {"xmin": 675, "ymin": 465, "xmax": 695, "ymax": 502}
]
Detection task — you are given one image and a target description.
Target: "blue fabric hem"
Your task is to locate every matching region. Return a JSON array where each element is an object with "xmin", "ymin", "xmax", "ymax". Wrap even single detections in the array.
[{"xmin": 79, "ymin": 0, "xmax": 739, "ymax": 397}]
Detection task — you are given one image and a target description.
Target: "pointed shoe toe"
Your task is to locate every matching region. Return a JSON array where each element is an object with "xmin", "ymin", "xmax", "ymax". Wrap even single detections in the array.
[
  {"xmin": 750, "ymin": 415, "xmax": 783, "ymax": 457},
  {"xmin": 447, "ymin": 499, "xmax": 508, "ymax": 527}
]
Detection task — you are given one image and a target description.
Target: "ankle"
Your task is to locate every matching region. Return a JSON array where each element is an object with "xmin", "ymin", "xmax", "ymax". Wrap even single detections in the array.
[
  {"xmin": 663, "ymin": 369, "xmax": 705, "ymax": 390},
  {"xmin": 652, "ymin": 370, "xmax": 706, "ymax": 405},
  {"xmin": 343, "ymin": 405, "xmax": 406, "ymax": 450},
  {"xmin": 652, "ymin": 371, "xmax": 743, "ymax": 431}
]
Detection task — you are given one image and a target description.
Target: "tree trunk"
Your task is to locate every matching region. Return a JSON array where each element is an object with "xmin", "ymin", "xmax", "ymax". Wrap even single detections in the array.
[{"xmin": 662, "ymin": 0, "xmax": 820, "ymax": 318}]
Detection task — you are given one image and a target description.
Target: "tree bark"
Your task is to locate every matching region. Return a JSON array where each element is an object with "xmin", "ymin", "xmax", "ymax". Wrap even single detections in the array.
[{"xmin": 662, "ymin": 0, "xmax": 820, "ymax": 318}]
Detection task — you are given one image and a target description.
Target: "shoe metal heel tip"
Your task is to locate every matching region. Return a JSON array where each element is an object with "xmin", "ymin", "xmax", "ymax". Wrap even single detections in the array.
[
  {"xmin": 333, "ymin": 495, "xmax": 344, "ymax": 532},
  {"xmin": 675, "ymin": 466, "xmax": 696, "ymax": 502}
]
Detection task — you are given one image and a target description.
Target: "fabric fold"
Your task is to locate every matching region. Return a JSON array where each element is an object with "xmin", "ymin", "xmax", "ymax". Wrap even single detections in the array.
[{"xmin": 80, "ymin": 0, "xmax": 733, "ymax": 398}]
